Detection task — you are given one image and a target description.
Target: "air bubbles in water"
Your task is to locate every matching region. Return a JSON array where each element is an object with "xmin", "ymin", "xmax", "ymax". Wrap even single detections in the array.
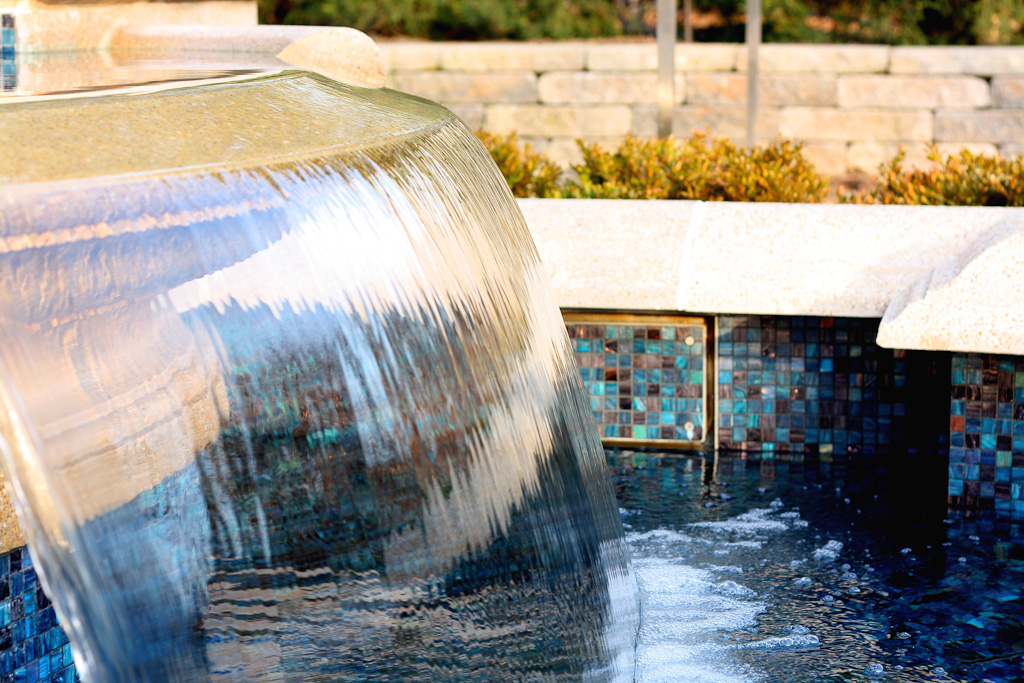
[
  {"xmin": 813, "ymin": 540, "xmax": 844, "ymax": 562},
  {"xmin": 793, "ymin": 577, "xmax": 812, "ymax": 588},
  {"xmin": 865, "ymin": 662, "xmax": 885, "ymax": 678}
]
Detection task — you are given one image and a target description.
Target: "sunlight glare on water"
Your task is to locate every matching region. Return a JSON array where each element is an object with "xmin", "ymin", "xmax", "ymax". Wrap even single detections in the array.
[{"xmin": 0, "ymin": 72, "xmax": 638, "ymax": 682}]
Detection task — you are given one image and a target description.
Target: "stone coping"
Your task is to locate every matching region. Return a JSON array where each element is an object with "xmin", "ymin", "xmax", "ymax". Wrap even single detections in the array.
[{"xmin": 519, "ymin": 198, "xmax": 1024, "ymax": 356}]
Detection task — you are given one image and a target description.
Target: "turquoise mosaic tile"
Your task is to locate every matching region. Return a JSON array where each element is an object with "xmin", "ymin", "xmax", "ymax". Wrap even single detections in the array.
[
  {"xmin": 0, "ymin": 546, "xmax": 78, "ymax": 683},
  {"xmin": 565, "ymin": 318, "xmax": 706, "ymax": 443},
  {"xmin": 949, "ymin": 353, "xmax": 1024, "ymax": 517},
  {"xmin": 1, "ymin": 14, "xmax": 14, "ymax": 93},
  {"xmin": 716, "ymin": 316, "xmax": 948, "ymax": 460}
]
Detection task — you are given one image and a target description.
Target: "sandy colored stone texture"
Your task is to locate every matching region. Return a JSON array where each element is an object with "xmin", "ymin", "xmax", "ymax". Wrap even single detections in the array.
[
  {"xmin": 585, "ymin": 43, "xmax": 739, "ymax": 72},
  {"xmin": 890, "ymin": 46, "xmax": 1024, "ymax": 75},
  {"xmin": 671, "ymin": 202, "xmax": 1024, "ymax": 321},
  {"xmin": 935, "ymin": 109, "xmax": 1024, "ymax": 144},
  {"xmin": 392, "ymin": 71, "xmax": 537, "ymax": 103},
  {"xmin": 630, "ymin": 105, "xmax": 780, "ymax": 141},
  {"xmin": 113, "ymin": 25, "xmax": 385, "ymax": 88},
  {"xmin": 519, "ymin": 198, "xmax": 1024, "ymax": 356},
  {"xmin": 780, "ymin": 107, "xmax": 932, "ymax": 142},
  {"xmin": 878, "ymin": 227, "xmax": 1024, "ymax": 355},
  {"xmin": 8, "ymin": 0, "xmax": 255, "ymax": 53},
  {"xmin": 737, "ymin": 44, "xmax": 890, "ymax": 73},
  {"xmin": 0, "ymin": 482, "xmax": 25, "ymax": 555},
  {"xmin": 991, "ymin": 77, "xmax": 1024, "ymax": 108},
  {"xmin": 538, "ymin": 71, "xmax": 684, "ymax": 105},
  {"xmin": 837, "ymin": 75, "xmax": 990, "ymax": 109},
  {"xmin": 440, "ymin": 42, "xmax": 587, "ymax": 72},
  {"xmin": 688, "ymin": 73, "xmax": 836, "ymax": 106},
  {"xmin": 519, "ymin": 199, "xmax": 699, "ymax": 311},
  {"xmin": 484, "ymin": 104, "xmax": 632, "ymax": 138}
]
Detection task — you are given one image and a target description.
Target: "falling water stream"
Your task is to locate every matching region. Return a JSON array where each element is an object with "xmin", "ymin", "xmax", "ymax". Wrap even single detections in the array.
[{"xmin": 0, "ymin": 70, "xmax": 639, "ymax": 681}]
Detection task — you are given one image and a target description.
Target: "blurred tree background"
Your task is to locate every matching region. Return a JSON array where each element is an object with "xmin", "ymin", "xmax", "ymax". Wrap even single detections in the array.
[{"xmin": 260, "ymin": 0, "xmax": 1024, "ymax": 44}]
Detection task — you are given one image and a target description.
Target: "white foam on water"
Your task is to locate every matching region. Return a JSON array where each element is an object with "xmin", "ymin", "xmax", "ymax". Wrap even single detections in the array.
[{"xmin": 631, "ymin": 555, "xmax": 765, "ymax": 683}]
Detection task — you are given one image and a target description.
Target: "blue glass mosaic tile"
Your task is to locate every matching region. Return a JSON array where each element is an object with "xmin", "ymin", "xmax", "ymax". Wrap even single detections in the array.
[
  {"xmin": 948, "ymin": 353, "xmax": 1024, "ymax": 516},
  {"xmin": 565, "ymin": 316, "xmax": 707, "ymax": 444},
  {"xmin": 716, "ymin": 316, "xmax": 949, "ymax": 460},
  {"xmin": 0, "ymin": 547, "xmax": 77, "ymax": 683},
  {"xmin": 0, "ymin": 14, "xmax": 14, "ymax": 93}
]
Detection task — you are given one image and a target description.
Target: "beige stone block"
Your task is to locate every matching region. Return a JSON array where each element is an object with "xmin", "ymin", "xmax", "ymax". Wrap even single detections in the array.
[
  {"xmin": 392, "ymin": 71, "xmax": 537, "ymax": 103},
  {"xmin": 878, "ymin": 228, "xmax": 1024, "ymax": 355},
  {"xmin": 676, "ymin": 202, "xmax": 1024, "ymax": 321},
  {"xmin": 848, "ymin": 141, "xmax": 999, "ymax": 173},
  {"xmin": 18, "ymin": 0, "xmax": 255, "ymax": 52},
  {"xmin": 737, "ymin": 44, "xmax": 890, "ymax": 73},
  {"xmin": 631, "ymin": 106, "xmax": 781, "ymax": 141},
  {"xmin": 483, "ymin": 104, "xmax": 632, "ymax": 137},
  {"xmin": 837, "ymin": 75, "xmax": 990, "ymax": 109},
  {"xmin": 538, "ymin": 71, "xmax": 684, "ymax": 105},
  {"xmin": 780, "ymin": 108, "xmax": 932, "ymax": 142},
  {"xmin": 440, "ymin": 42, "xmax": 586, "ymax": 72},
  {"xmin": 379, "ymin": 41, "xmax": 442, "ymax": 71},
  {"xmin": 688, "ymin": 73, "xmax": 835, "ymax": 106},
  {"xmin": 800, "ymin": 143, "xmax": 848, "ymax": 176},
  {"xmin": 675, "ymin": 44, "xmax": 740, "ymax": 71},
  {"xmin": 673, "ymin": 106, "xmax": 780, "ymax": 140},
  {"xmin": 991, "ymin": 77, "xmax": 1024, "ymax": 107},
  {"xmin": 519, "ymin": 199, "xmax": 701, "ymax": 311},
  {"xmin": 586, "ymin": 43, "xmax": 738, "ymax": 72},
  {"xmin": 545, "ymin": 137, "xmax": 624, "ymax": 168},
  {"xmin": 1000, "ymin": 143, "xmax": 1024, "ymax": 158},
  {"xmin": 626, "ymin": 104, "xmax": 778, "ymax": 140},
  {"xmin": 445, "ymin": 103, "xmax": 485, "ymax": 130},
  {"xmin": 935, "ymin": 109, "xmax": 1024, "ymax": 143},
  {"xmin": 890, "ymin": 46, "xmax": 1024, "ymax": 75},
  {"xmin": 587, "ymin": 44, "xmax": 658, "ymax": 71}
]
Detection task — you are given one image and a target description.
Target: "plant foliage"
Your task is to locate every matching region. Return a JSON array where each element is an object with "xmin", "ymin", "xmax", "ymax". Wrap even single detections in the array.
[
  {"xmin": 476, "ymin": 132, "xmax": 562, "ymax": 198},
  {"xmin": 477, "ymin": 132, "xmax": 829, "ymax": 202},
  {"xmin": 261, "ymin": 0, "xmax": 622, "ymax": 39},
  {"xmin": 840, "ymin": 146, "xmax": 1024, "ymax": 206}
]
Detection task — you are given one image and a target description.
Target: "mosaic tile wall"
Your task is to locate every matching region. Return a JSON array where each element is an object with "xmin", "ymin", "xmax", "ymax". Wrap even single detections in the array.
[
  {"xmin": 1, "ymin": 15, "xmax": 14, "ymax": 93},
  {"xmin": 565, "ymin": 316, "xmax": 707, "ymax": 444},
  {"xmin": 0, "ymin": 547, "xmax": 78, "ymax": 683},
  {"xmin": 948, "ymin": 353, "xmax": 1024, "ymax": 518},
  {"xmin": 716, "ymin": 316, "xmax": 949, "ymax": 458}
]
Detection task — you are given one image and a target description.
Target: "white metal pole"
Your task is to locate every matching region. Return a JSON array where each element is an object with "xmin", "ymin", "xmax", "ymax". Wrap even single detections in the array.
[
  {"xmin": 745, "ymin": 0, "xmax": 761, "ymax": 147},
  {"xmin": 656, "ymin": 0, "xmax": 677, "ymax": 138}
]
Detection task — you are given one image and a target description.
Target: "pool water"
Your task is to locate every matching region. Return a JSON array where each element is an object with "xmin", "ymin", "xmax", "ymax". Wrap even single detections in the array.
[{"xmin": 608, "ymin": 450, "xmax": 1024, "ymax": 683}]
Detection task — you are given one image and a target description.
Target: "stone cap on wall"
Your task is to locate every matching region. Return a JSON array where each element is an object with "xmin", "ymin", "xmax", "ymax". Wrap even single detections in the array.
[{"xmin": 519, "ymin": 198, "xmax": 1024, "ymax": 355}]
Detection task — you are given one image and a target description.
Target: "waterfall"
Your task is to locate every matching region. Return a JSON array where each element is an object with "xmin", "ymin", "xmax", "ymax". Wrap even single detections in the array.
[{"xmin": 0, "ymin": 71, "xmax": 639, "ymax": 681}]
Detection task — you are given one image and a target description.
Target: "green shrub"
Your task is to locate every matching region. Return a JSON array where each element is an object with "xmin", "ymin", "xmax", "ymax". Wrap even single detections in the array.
[
  {"xmin": 840, "ymin": 147, "xmax": 1024, "ymax": 206},
  {"xmin": 562, "ymin": 134, "xmax": 828, "ymax": 202},
  {"xmin": 476, "ymin": 132, "xmax": 563, "ymax": 198},
  {"xmin": 476, "ymin": 132, "xmax": 829, "ymax": 203},
  {"xmin": 261, "ymin": 0, "xmax": 622, "ymax": 39}
]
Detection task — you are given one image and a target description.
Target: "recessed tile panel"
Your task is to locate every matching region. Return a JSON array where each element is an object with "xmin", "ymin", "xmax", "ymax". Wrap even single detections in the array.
[{"xmin": 564, "ymin": 313, "xmax": 708, "ymax": 446}]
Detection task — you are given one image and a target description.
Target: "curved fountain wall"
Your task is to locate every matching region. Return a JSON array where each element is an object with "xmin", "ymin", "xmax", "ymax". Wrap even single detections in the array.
[{"xmin": 0, "ymin": 70, "xmax": 639, "ymax": 681}]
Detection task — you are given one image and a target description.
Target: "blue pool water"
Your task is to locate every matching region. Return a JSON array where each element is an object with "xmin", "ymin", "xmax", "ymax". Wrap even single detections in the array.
[{"xmin": 610, "ymin": 450, "xmax": 1024, "ymax": 683}]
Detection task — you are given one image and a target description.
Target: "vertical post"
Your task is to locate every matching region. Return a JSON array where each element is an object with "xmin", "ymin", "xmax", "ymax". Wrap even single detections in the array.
[
  {"xmin": 683, "ymin": 0, "xmax": 693, "ymax": 42},
  {"xmin": 745, "ymin": 0, "xmax": 761, "ymax": 148},
  {"xmin": 656, "ymin": 0, "xmax": 677, "ymax": 138}
]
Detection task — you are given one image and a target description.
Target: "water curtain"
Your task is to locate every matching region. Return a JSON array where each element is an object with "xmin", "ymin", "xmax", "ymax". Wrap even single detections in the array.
[{"xmin": 0, "ymin": 72, "xmax": 639, "ymax": 681}]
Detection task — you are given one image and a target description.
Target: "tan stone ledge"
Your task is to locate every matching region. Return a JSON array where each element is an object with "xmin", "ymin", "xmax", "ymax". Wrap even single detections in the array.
[
  {"xmin": 518, "ymin": 198, "xmax": 1024, "ymax": 356},
  {"xmin": 4, "ymin": 0, "xmax": 256, "ymax": 53},
  {"xmin": 113, "ymin": 24, "xmax": 385, "ymax": 87}
]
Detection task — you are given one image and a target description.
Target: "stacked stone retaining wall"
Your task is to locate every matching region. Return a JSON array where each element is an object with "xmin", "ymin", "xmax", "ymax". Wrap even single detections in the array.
[{"xmin": 380, "ymin": 41, "xmax": 1024, "ymax": 175}]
